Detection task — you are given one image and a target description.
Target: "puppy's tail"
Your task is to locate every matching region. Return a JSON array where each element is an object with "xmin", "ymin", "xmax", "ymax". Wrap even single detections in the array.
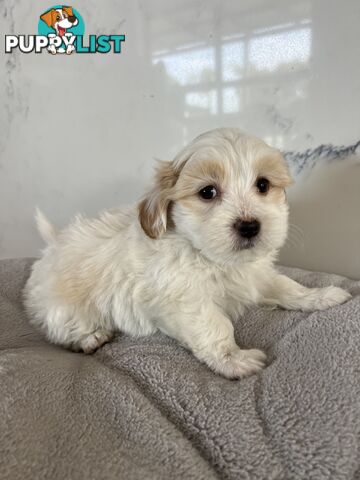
[{"xmin": 35, "ymin": 208, "xmax": 58, "ymax": 245}]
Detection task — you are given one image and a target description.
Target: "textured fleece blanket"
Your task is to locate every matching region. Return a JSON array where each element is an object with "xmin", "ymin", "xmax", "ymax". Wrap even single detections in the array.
[{"xmin": 1, "ymin": 258, "xmax": 360, "ymax": 480}]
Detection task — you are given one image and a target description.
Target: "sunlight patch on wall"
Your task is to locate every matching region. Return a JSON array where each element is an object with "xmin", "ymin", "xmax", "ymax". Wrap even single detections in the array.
[{"xmin": 153, "ymin": 47, "xmax": 215, "ymax": 86}]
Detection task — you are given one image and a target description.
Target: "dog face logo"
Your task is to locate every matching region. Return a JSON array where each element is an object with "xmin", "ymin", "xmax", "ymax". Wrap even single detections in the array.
[
  {"xmin": 38, "ymin": 5, "xmax": 84, "ymax": 55},
  {"xmin": 40, "ymin": 6, "xmax": 78, "ymax": 37},
  {"xmin": 5, "ymin": 6, "xmax": 125, "ymax": 55}
]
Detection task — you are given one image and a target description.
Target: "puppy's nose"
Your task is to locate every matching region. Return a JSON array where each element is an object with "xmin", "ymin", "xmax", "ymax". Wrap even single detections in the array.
[
  {"xmin": 68, "ymin": 15, "xmax": 76, "ymax": 23},
  {"xmin": 234, "ymin": 219, "xmax": 261, "ymax": 239}
]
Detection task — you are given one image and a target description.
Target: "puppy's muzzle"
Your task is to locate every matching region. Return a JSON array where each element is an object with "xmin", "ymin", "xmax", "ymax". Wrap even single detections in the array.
[{"xmin": 234, "ymin": 219, "xmax": 261, "ymax": 239}]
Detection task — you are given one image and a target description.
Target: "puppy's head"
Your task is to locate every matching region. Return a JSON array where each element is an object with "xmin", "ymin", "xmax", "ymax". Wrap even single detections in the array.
[
  {"xmin": 139, "ymin": 128, "xmax": 293, "ymax": 265},
  {"xmin": 40, "ymin": 7, "xmax": 78, "ymax": 34}
]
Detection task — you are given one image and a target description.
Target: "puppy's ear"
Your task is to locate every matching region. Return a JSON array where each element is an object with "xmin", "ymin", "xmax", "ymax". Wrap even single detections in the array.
[
  {"xmin": 63, "ymin": 6, "xmax": 74, "ymax": 17},
  {"xmin": 138, "ymin": 161, "xmax": 179, "ymax": 239},
  {"xmin": 276, "ymin": 153, "xmax": 294, "ymax": 189},
  {"xmin": 258, "ymin": 150, "xmax": 294, "ymax": 189},
  {"xmin": 40, "ymin": 9, "xmax": 55, "ymax": 27}
]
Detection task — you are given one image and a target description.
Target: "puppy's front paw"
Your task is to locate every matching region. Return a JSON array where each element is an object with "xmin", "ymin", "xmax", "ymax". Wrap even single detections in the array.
[
  {"xmin": 315, "ymin": 286, "xmax": 351, "ymax": 311},
  {"xmin": 48, "ymin": 45, "xmax": 57, "ymax": 55},
  {"xmin": 66, "ymin": 44, "xmax": 75, "ymax": 55},
  {"xmin": 217, "ymin": 348, "xmax": 267, "ymax": 379}
]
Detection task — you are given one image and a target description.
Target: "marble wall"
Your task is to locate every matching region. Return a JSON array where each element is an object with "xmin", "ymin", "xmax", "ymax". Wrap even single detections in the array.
[{"xmin": 1, "ymin": 0, "xmax": 359, "ymax": 277}]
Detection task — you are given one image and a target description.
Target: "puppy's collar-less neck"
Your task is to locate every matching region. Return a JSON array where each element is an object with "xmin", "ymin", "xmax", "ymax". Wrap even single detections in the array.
[{"xmin": 170, "ymin": 230, "xmax": 273, "ymax": 272}]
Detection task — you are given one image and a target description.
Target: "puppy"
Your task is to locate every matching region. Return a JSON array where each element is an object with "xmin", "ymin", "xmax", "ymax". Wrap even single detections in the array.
[
  {"xmin": 24, "ymin": 128, "xmax": 351, "ymax": 378},
  {"xmin": 40, "ymin": 6, "xmax": 78, "ymax": 54},
  {"xmin": 40, "ymin": 6, "xmax": 78, "ymax": 36}
]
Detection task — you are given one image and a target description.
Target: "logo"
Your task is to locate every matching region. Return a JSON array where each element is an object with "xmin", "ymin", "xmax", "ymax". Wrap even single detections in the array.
[{"xmin": 5, "ymin": 5, "xmax": 125, "ymax": 55}]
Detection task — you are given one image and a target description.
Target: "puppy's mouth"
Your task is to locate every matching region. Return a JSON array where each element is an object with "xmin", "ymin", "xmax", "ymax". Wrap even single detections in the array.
[
  {"xmin": 58, "ymin": 26, "xmax": 66, "ymax": 36},
  {"xmin": 239, "ymin": 238, "xmax": 256, "ymax": 250},
  {"xmin": 232, "ymin": 235, "xmax": 258, "ymax": 252}
]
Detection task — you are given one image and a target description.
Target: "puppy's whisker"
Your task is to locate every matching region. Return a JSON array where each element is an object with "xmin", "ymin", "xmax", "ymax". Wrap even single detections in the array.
[
  {"xmin": 288, "ymin": 223, "xmax": 304, "ymax": 237},
  {"xmin": 286, "ymin": 230, "xmax": 303, "ymax": 244},
  {"xmin": 287, "ymin": 229, "xmax": 303, "ymax": 243},
  {"xmin": 285, "ymin": 224, "xmax": 305, "ymax": 249},
  {"xmin": 285, "ymin": 237, "xmax": 303, "ymax": 249}
]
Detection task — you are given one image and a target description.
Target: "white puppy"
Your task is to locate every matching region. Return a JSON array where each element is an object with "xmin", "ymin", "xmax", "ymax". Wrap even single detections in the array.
[{"xmin": 24, "ymin": 128, "xmax": 351, "ymax": 378}]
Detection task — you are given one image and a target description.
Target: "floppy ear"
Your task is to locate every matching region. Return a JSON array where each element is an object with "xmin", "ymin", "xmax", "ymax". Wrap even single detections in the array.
[
  {"xmin": 273, "ymin": 152, "xmax": 294, "ymax": 189},
  {"xmin": 63, "ymin": 6, "xmax": 74, "ymax": 16},
  {"xmin": 257, "ymin": 150, "xmax": 294, "ymax": 189},
  {"xmin": 40, "ymin": 9, "xmax": 55, "ymax": 27},
  {"xmin": 138, "ymin": 161, "xmax": 179, "ymax": 239}
]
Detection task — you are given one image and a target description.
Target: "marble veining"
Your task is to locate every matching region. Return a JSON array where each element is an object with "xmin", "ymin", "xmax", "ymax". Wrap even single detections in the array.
[
  {"xmin": 285, "ymin": 139, "xmax": 360, "ymax": 176},
  {"xmin": 1, "ymin": 1, "xmax": 30, "ymax": 156}
]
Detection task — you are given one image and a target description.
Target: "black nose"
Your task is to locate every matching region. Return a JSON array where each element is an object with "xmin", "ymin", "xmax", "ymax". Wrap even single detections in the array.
[
  {"xmin": 234, "ymin": 219, "xmax": 261, "ymax": 239},
  {"xmin": 68, "ymin": 15, "xmax": 76, "ymax": 23}
]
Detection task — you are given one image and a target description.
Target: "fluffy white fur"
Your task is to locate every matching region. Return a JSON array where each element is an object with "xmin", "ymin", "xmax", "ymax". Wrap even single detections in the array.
[{"xmin": 24, "ymin": 128, "xmax": 351, "ymax": 378}]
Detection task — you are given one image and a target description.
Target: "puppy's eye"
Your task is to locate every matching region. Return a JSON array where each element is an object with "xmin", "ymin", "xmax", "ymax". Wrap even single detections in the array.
[
  {"xmin": 198, "ymin": 185, "xmax": 218, "ymax": 200},
  {"xmin": 56, "ymin": 15, "xmax": 61, "ymax": 21},
  {"xmin": 256, "ymin": 177, "xmax": 270, "ymax": 194}
]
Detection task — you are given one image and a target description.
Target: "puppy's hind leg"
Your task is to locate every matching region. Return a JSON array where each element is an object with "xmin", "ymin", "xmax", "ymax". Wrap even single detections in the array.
[
  {"xmin": 68, "ymin": 316, "xmax": 115, "ymax": 354},
  {"xmin": 34, "ymin": 305, "xmax": 114, "ymax": 354},
  {"xmin": 77, "ymin": 329, "xmax": 114, "ymax": 354}
]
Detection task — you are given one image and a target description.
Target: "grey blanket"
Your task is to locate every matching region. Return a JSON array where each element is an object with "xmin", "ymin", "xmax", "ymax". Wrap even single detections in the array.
[{"xmin": 1, "ymin": 258, "xmax": 360, "ymax": 480}]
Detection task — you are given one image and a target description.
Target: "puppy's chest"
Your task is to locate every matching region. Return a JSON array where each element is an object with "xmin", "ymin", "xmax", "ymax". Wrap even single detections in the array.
[{"xmin": 211, "ymin": 268, "xmax": 263, "ymax": 316}]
